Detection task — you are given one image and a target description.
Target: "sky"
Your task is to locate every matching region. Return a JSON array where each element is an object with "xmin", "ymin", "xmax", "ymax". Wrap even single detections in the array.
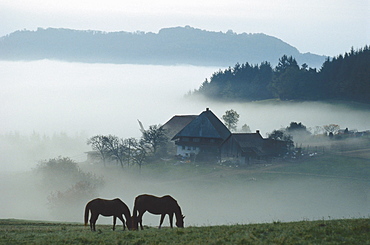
[{"xmin": 0, "ymin": 0, "xmax": 369, "ymax": 57}]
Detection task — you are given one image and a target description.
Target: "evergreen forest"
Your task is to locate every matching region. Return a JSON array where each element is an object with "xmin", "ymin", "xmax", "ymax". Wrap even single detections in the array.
[{"xmin": 193, "ymin": 46, "xmax": 370, "ymax": 104}]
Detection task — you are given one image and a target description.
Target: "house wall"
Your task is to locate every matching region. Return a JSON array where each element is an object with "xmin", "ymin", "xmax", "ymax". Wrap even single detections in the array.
[
  {"xmin": 220, "ymin": 137, "xmax": 247, "ymax": 164},
  {"xmin": 221, "ymin": 137, "xmax": 240, "ymax": 157},
  {"xmin": 176, "ymin": 145, "xmax": 200, "ymax": 157},
  {"xmin": 174, "ymin": 137, "xmax": 222, "ymax": 158}
]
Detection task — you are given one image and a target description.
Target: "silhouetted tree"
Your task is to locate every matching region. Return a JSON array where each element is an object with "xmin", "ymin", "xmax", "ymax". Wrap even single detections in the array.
[
  {"xmin": 104, "ymin": 135, "xmax": 127, "ymax": 168},
  {"xmin": 268, "ymin": 129, "xmax": 294, "ymax": 152},
  {"xmin": 286, "ymin": 122, "xmax": 310, "ymax": 135},
  {"xmin": 194, "ymin": 46, "xmax": 369, "ymax": 104},
  {"xmin": 141, "ymin": 125, "xmax": 168, "ymax": 156},
  {"xmin": 87, "ymin": 135, "xmax": 110, "ymax": 166},
  {"xmin": 222, "ymin": 109, "xmax": 239, "ymax": 132},
  {"xmin": 130, "ymin": 138, "xmax": 147, "ymax": 169},
  {"xmin": 271, "ymin": 56, "xmax": 301, "ymax": 100}
]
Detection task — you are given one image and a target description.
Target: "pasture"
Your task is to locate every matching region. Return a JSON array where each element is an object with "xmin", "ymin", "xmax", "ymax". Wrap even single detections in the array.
[
  {"xmin": 0, "ymin": 218, "xmax": 369, "ymax": 244},
  {"xmin": 75, "ymin": 141, "xmax": 370, "ymax": 226}
]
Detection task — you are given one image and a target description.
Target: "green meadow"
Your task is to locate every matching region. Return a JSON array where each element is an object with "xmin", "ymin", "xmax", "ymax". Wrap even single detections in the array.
[{"xmin": 1, "ymin": 218, "xmax": 369, "ymax": 245}]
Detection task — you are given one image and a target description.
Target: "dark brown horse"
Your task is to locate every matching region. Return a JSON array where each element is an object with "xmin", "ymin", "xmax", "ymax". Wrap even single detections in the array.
[
  {"xmin": 133, "ymin": 194, "xmax": 185, "ymax": 229},
  {"xmin": 84, "ymin": 198, "xmax": 133, "ymax": 231}
]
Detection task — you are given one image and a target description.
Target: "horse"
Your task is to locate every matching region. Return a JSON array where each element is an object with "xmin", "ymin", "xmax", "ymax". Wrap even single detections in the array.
[
  {"xmin": 133, "ymin": 194, "xmax": 185, "ymax": 230},
  {"xmin": 84, "ymin": 198, "xmax": 134, "ymax": 231}
]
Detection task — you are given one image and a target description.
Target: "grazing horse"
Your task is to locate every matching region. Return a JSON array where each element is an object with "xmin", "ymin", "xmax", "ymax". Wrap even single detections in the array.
[
  {"xmin": 133, "ymin": 194, "xmax": 185, "ymax": 229},
  {"xmin": 84, "ymin": 198, "xmax": 133, "ymax": 231}
]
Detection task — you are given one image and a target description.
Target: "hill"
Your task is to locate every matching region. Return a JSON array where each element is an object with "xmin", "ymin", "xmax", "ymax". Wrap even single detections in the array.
[
  {"xmin": 0, "ymin": 26, "xmax": 325, "ymax": 67},
  {"xmin": 1, "ymin": 218, "xmax": 369, "ymax": 244}
]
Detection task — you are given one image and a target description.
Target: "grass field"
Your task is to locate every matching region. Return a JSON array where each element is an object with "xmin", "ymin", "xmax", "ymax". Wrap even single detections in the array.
[{"xmin": 1, "ymin": 218, "xmax": 369, "ymax": 245}]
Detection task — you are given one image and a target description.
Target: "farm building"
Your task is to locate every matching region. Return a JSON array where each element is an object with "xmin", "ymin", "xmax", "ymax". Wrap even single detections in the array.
[
  {"xmin": 160, "ymin": 115, "xmax": 198, "ymax": 155},
  {"xmin": 171, "ymin": 108, "xmax": 231, "ymax": 161},
  {"xmin": 220, "ymin": 131, "xmax": 287, "ymax": 164},
  {"xmin": 169, "ymin": 108, "xmax": 287, "ymax": 163}
]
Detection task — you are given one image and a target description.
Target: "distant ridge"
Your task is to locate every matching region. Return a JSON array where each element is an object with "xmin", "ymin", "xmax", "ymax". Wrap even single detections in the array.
[{"xmin": 0, "ymin": 26, "xmax": 326, "ymax": 67}]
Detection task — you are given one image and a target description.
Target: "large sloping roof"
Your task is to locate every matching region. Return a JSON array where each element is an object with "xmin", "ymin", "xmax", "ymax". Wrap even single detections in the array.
[
  {"xmin": 172, "ymin": 108, "xmax": 231, "ymax": 140},
  {"xmin": 231, "ymin": 133, "xmax": 264, "ymax": 149},
  {"xmin": 224, "ymin": 132, "xmax": 266, "ymax": 156},
  {"xmin": 161, "ymin": 115, "xmax": 197, "ymax": 139}
]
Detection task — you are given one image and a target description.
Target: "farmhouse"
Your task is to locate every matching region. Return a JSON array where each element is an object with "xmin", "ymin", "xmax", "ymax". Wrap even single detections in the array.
[
  {"xmin": 168, "ymin": 108, "xmax": 287, "ymax": 164},
  {"xmin": 160, "ymin": 115, "xmax": 198, "ymax": 155},
  {"xmin": 171, "ymin": 108, "xmax": 231, "ymax": 161},
  {"xmin": 161, "ymin": 115, "xmax": 198, "ymax": 140}
]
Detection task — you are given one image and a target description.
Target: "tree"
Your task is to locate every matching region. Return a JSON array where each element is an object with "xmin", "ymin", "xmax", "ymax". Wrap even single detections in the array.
[
  {"xmin": 323, "ymin": 124, "xmax": 340, "ymax": 138},
  {"xmin": 141, "ymin": 125, "xmax": 168, "ymax": 156},
  {"xmin": 87, "ymin": 135, "xmax": 110, "ymax": 166},
  {"xmin": 222, "ymin": 109, "xmax": 239, "ymax": 132},
  {"xmin": 35, "ymin": 156, "xmax": 104, "ymax": 220},
  {"xmin": 312, "ymin": 126, "xmax": 325, "ymax": 135},
  {"xmin": 286, "ymin": 122, "xmax": 311, "ymax": 142},
  {"xmin": 268, "ymin": 129, "xmax": 294, "ymax": 152},
  {"xmin": 241, "ymin": 124, "xmax": 251, "ymax": 133},
  {"xmin": 104, "ymin": 135, "xmax": 127, "ymax": 168},
  {"xmin": 274, "ymin": 55, "xmax": 299, "ymax": 74},
  {"xmin": 271, "ymin": 56, "xmax": 301, "ymax": 100},
  {"xmin": 286, "ymin": 122, "xmax": 311, "ymax": 135},
  {"xmin": 130, "ymin": 138, "xmax": 147, "ymax": 169}
]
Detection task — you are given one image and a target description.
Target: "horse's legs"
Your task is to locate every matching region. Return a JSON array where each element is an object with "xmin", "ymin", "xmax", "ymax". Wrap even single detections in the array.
[
  {"xmin": 169, "ymin": 213, "xmax": 174, "ymax": 228},
  {"xmin": 113, "ymin": 216, "xmax": 117, "ymax": 231},
  {"xmin": 137, "ymin": 210, "xmax": 145, "ymax": 230},
  {"xmin": 159, "ymin": 214, "xmax": 166, "ymax": 229},
  {"xmin": 117, "ymin": 215, "xmax": 126, "ymax": 231},
  {"xmin": 90, "ymin": 213, "xmax": 99, "ymax": 231}
]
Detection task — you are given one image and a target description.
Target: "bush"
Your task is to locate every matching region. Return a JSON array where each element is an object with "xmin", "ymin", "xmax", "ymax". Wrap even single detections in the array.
[{"xmin": 35, "ymin": 157, "xmax": 104, "ymax": 220}]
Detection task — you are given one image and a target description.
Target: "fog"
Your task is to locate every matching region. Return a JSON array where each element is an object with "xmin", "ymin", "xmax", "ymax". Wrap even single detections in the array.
[
  {"xmin": 0, "ymin": 60, "xmax": 369, "ymax": 225},
  {"xmin": 1, "ymin": 163, "xmax": 369, "ymax": 226},
  {"xmin": 1, "ymin": 60, "xmax": 369, "ymax": 139}
]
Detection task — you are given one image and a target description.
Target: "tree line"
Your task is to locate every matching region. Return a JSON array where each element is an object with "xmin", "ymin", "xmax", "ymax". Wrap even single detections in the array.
[
  {"xmin": 87, "ymin": 125, "xmax": 168, "ymax": 168},
  {"xmin": 192, "ymin": 46, "xmax": 370, "ymax": 103}
]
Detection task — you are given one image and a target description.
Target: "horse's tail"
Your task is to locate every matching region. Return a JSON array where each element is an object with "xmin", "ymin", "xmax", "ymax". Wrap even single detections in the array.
[{"xmin": 84, "ymin": 202, "xmax": 90, "ymax": 226}]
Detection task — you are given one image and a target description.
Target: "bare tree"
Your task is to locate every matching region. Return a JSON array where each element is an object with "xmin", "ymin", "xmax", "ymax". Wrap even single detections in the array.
[
  {"xmin": 104, "ymin": 135, "xmax": 127, "ymax": 168},
  {"xmin": 312, "ymin": 126, "xmax": 325, "ymax": 135},
  {"xmin": 87, "ymin": 135, "xmax": 110, "ymax": 166},
  {"xmin": 130, "ymin": 138, "xmax": 147, "ymax": 169},
  {"xmin": 323, "ymin": 124, "xmax": 340, "ymax": 138}
]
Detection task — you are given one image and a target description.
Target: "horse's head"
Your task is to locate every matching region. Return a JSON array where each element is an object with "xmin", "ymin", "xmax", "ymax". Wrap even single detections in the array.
[
  {"xmin": 129, "ymin": 216, "xmax": 138, "ymax": 231},
  {"xmin": 176, "ymin": 215, "xmax": 185, "ymax": 228}
]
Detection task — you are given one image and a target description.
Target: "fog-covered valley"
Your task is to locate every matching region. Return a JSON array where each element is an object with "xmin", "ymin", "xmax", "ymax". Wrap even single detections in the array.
[
  {"xmin": 1, "ymin": 158, "xmax": 369, "ymax": 227},
  {"xmin": 0, "ymin": 60, "xmax": 369, "ymax": 226},
  {"xmin": 1, "ymin": 60, "xmax": 370, "ymax": 171}
]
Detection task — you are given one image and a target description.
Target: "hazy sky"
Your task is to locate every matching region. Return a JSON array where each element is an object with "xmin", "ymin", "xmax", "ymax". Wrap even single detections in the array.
[{"xmin": 0, "ymin": 0, "xmax": 369, "ymax": 57}]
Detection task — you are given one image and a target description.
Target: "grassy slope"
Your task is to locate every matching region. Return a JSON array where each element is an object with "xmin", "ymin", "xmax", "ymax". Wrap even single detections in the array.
[
  {"xmin": 3, "ymin": 141, "xmax": 369, "ymax": 244},
  {"xmin": 1, "ymin": 218, "xmax": 369, "ymax": 245}
]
